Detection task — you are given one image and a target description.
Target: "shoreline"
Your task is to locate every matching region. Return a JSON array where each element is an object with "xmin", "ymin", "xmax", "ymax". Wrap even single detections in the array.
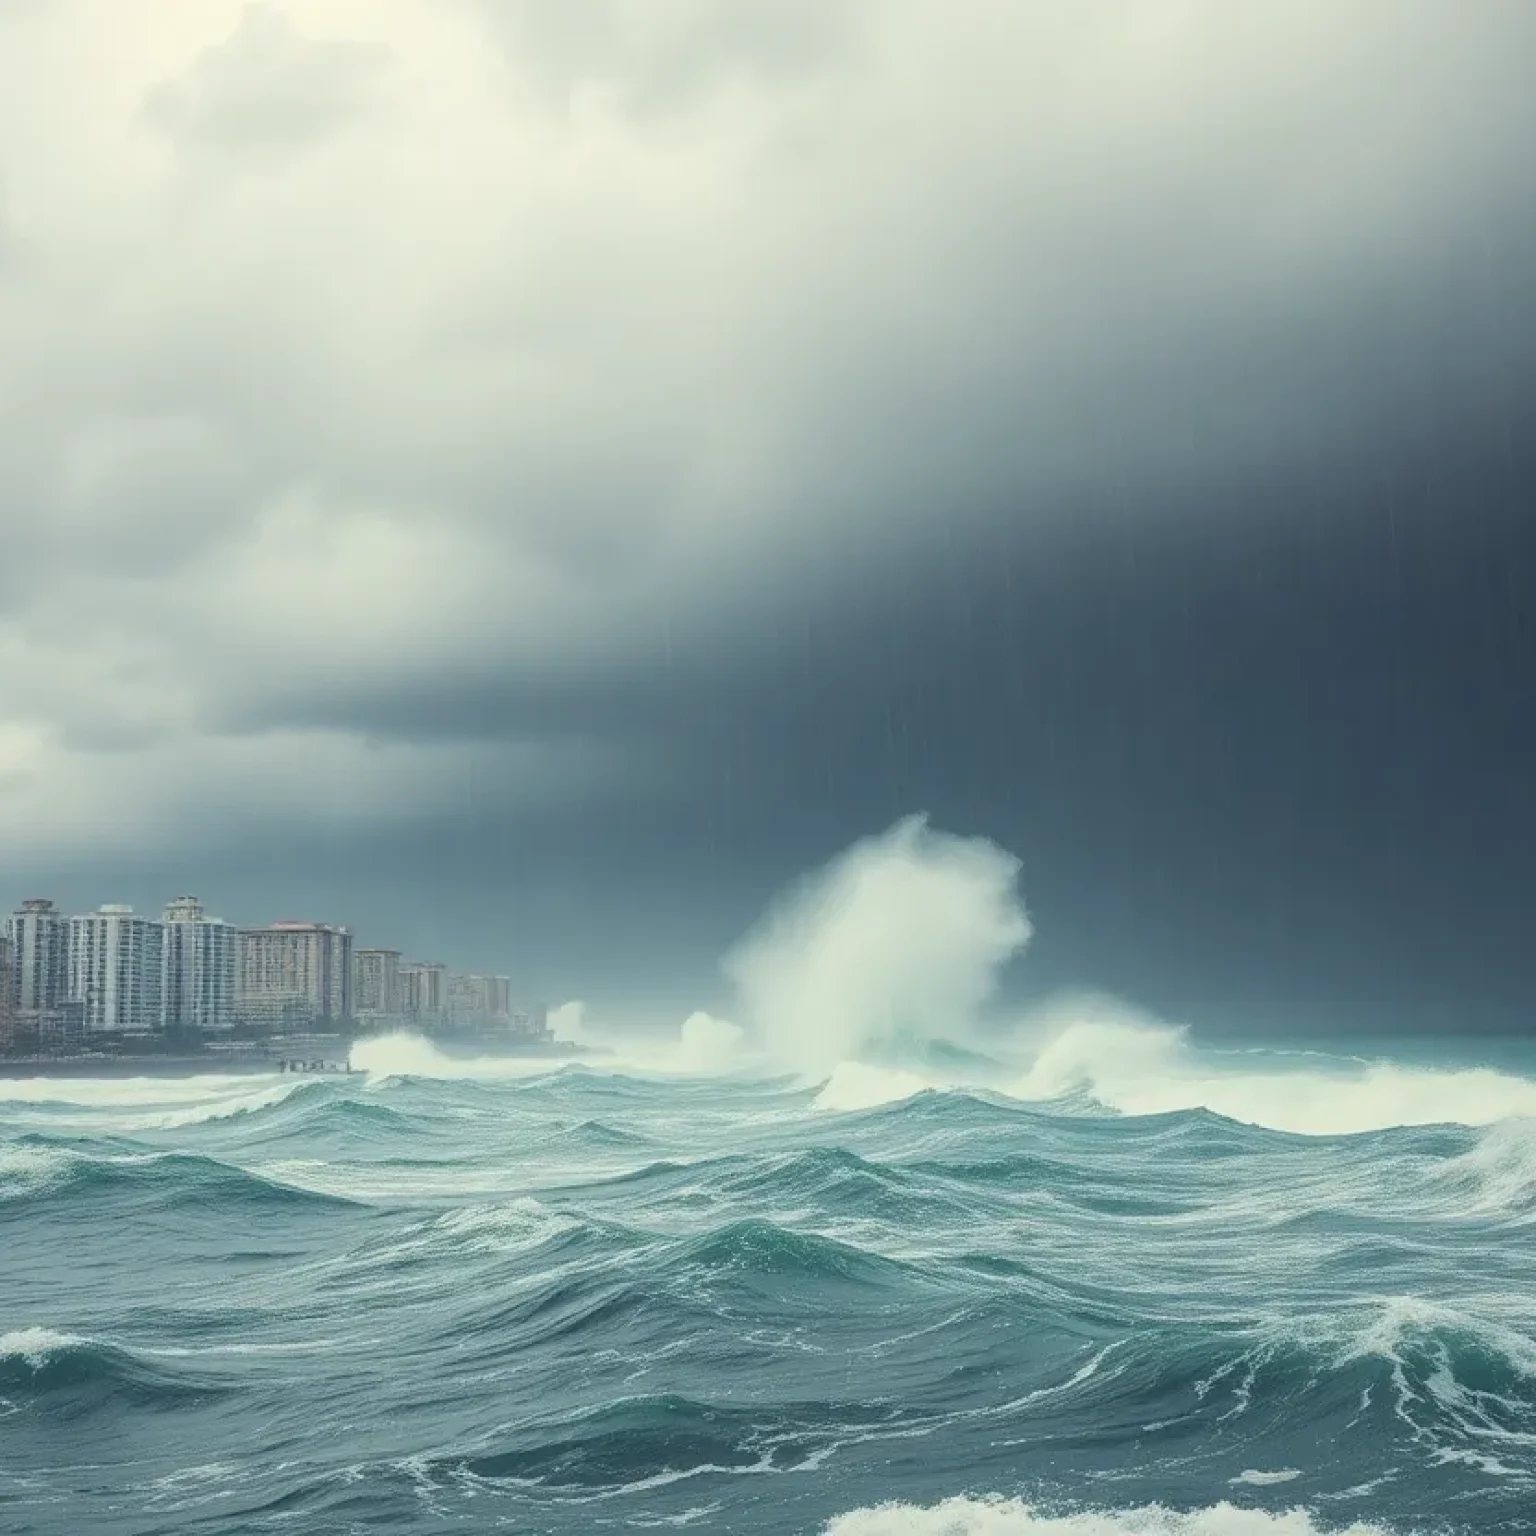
[{"xmin": 0, "ymin": 1033, "xmax": 588, "ymax": 1080}]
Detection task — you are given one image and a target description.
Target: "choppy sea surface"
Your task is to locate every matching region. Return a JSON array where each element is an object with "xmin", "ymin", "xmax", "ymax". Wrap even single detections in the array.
[{"xmin": 5, "ymin": 1033, "xmax": 1536, "ymax": 1536}]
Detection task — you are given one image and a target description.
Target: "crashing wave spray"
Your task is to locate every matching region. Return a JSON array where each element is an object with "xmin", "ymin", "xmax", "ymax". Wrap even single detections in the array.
[
  {"xmin": 349, "ymin": 1032, "xmax": 556, "ymax": 1082},
  {"xmin": 724, "ymin": 815, "xmax": 1032, "ymax": 1078},
  {"xmin": 1012, "ymin": 995, "xmax": 1536, "ymax": 1134}
]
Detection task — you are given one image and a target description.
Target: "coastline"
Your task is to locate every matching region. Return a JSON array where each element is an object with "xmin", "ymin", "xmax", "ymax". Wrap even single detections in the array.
[{"xmin": 0, "ymin": 1031, "xmax": 589, "ymax": 1080}]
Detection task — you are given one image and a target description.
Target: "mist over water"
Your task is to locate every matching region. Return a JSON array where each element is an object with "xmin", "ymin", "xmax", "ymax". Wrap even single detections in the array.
[{"xmin": 7, "ymin": 820, "xmax": 1536, "ymax": 1533}]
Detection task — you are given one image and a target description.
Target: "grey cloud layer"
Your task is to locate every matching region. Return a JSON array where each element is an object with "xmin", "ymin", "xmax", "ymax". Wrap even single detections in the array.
[{"xmin": 1, "ymin": 0, "xmax": 1533, "ymax": 857}]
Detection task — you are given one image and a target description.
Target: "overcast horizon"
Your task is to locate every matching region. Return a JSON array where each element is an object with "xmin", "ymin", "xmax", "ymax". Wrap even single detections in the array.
[{"xmin": 3, "ymin": 2, "xmax": 1534, "ymax": 1040}]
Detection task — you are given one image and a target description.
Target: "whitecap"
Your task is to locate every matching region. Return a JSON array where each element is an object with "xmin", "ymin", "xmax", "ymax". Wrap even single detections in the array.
[
  {"xmin": 0, "ymin": 1328, "xmax": 87, "ymax": 1368},
  {"xmin": 0, "ymin": 1145, "xmax": 71, "ymax": 1201},
  {"xmin": 1010, "ymin": 1007, "xmax": 1536, "ymax": 1135},
  {"xmin": 822, "ymin": 1497, "xmax": 1388, "ymax": 1535}
]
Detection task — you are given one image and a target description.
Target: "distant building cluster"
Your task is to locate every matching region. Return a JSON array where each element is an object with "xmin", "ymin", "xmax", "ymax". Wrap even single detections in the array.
[{"xmin": 0, "ymin": 895, "xmax": 539, "ymax": 1050}]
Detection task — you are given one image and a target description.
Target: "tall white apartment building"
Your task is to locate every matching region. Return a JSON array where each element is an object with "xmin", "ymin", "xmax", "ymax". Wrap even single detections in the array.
[
  {"xmin": 399, "ymin": 961, "xmax": 448, "ymax": 1023},
  {"xmin": 161, "ymin": 896, "xmax": 238, "ymax": 1034},
  {"xmin": 487, "ymin": 977, "xmax": 513, "ymax": 1018},
  {"xmin": 238, "ymin": 921, "xmax": 353, "ymax": 1028},
  {"xmin": 352, "ymin": 948, "xmax": 403, "ymax": 1018},
  {"xmin": 0, "ymin": 934, "xmax": 15, "ymax": 1047},
  {"xmin": 446, "ymin": 975, "xmax": 514, "ymax": 1020},
  {"xmin": 69, "ymin": 905, "xmax": 165, "ymax": 1034},
  {"xmin": 447, "ymin": 972, "xmax": 490, "ymax": 1019},
  {"xmin": 5, "ymin": 898, "xmax": 71, "ymax": 1017}
]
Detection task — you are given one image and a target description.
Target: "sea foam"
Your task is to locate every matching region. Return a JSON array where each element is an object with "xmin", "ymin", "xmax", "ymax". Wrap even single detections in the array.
[
  {"xmin": 0, "ymin": 1327, "xmax": 86, "ymax": 1368},
  {"xmin": 821, "ymin": 1499, "xmax": 1387, "ymax": 1535}
]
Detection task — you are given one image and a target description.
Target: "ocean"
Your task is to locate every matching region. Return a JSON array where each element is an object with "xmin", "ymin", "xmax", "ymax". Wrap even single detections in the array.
[{"xmin": 5, "ymin": 1023, "xmax": 1536, "ymax": 1536}]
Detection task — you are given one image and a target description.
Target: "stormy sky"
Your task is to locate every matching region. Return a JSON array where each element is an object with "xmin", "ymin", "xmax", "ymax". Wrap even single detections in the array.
[{"xmin": 2, "ymin": 1, "xmax": 1533, "ymax": 1038}]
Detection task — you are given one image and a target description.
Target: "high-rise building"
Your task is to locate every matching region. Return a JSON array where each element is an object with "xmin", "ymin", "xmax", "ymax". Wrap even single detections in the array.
[
  {"xmin": 0, "ymin": 934, "xmax": 15, "ymax": 1049},
  {"xmin": 237, "ymin": 920, "xmax": 353, "ymax": 1029},
  {"xmin": 447, "ymin": 972, "xmax": 490, "ymax": 1019},
  {"xmin": 352, "ymin": 948, "xmax": 402, "ymax": 1018},
  {"xmin": 161, "ymin": 897, "xmax": 238, "ymax": 1034},
  {"xmin": 68, "ymin": 906, "xmax": 165, "ymax": 1034},
  {"xmin": 509, "ymin": 1003, "xmax": 551, "ymax": 1041},
  {"xmin": 5, "ymin": 898, "xmax": 70, "ymax": 1018},
  {"xmin": 446, "ymin": 974, "xmax": 514, "ymax": 1021},
  {"xmin": 487, "ymin": 976, "xmax": 512, "ymax": 1018},
  {"xmin": 399, "ymin": 961, "xmax": 448, "ymax": 1025}
]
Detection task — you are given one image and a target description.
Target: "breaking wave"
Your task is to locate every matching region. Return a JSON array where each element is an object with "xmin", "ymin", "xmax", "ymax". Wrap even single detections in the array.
[
  {"xmin": 821, "ymin": 1501, "xmax": 1389, "ymax": 1535},
  {"xmin": 1011, "ymin": 1008, "xmax": 1536, "ymax": 1135},
  {"xmin": 0, "ymin": 1140, "xmax": 356, "ymax": 1211},
  {"xmin": 0, "ymin": 1329, "xmax": 230, "ymax": 1409}
]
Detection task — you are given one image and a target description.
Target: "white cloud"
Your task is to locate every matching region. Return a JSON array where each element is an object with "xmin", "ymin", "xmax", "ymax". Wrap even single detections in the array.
[{"xmin": 144, "ymin": 3, "xmax": 392, "ymax": 157}]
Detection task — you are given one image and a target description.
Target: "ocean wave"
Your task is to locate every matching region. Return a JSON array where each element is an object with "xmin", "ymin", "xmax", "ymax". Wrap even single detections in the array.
[
  {"xmin": 305, "ymin": 1198, "xmax": 616, "ymax": 1311},
  {"xmin": 1132, "ymin": 1298, "xmax": 1536, "ymax": 1480},
  {"xmin": 383, "ymin": 1197, "xmax": 583, "ymax": 1260},
  {"xmin": 676, "ymin": 1217, "xmax": 916, "ymax": 1287},
  {"xmin": 550, "ymin": 1156, "xmax": 699, "ymax": 1193},
  {"xmin": 443, "ymin": 1392, "xmax": 901, "ymax": 1491},
  {"xmin": 0, "ymin": 1075, "xmax": 306, "ymax": 1132},
  {"xmin": 820, "ymin": 1500, "xmax": 1389, "ymax": 1535},
  {"xmin": 780, "ymin": 1017, "xmax": 1536, "ymax": 1140},
  {"xmin": 547, "ymin": 1146, "xmax": 945, "ymax": 1224},
  {"xmin": 563, "ymin": 1118, "xmax": 657, "ymax": 1148},
  {"xmin": 0, "ymin": 1142, "xmax": 357, "ymax": 1212},
  {"xmin": 411, "ymin": 1217, "xmax": 921, "ymax": 1367},
  {"xmin": 707, "ymin": 1147, "xmax": 953, "ymax": 1224},
  {"xmin": 1430, "ymin": 1118, "xmax": 1536, "ymax": 1219},
  {"xmin": 908, "ymin": 1150, "xmax": 1094, "ymax": 1190},
  {"xmin": 0, "ymin": 1328, "xmax": 230, "ymax": 1410},
  {"xmin": 230, "ymin": 1089, "xmax": 450, "ymax": 1148},
  {"xmin": 846, "ymin": 1087, "xmax": 1043, "ymax": 1132}
]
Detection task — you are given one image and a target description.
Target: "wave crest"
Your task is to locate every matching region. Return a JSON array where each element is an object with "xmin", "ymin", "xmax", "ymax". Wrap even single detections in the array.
[
  {"xmin": 0, "ymin": 1143, "xmax": 356, "ymax": 1211},
  {"xmin": 680, "ymin": 1218, "xmax": 907, "ymax": 1287},
  {"xmin": 0, "ymin": 1328, "xmax": 227, "ymax": 1409}
]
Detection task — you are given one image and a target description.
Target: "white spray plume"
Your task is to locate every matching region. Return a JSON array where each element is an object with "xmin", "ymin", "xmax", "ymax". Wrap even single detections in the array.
[
  {"xmin": 349, "ymin": 1032, "xmax": 554, "ymax": 1082},
  {"xmin": 814, "ymin": 1061, "xmax": 932, "ymax": 1113},
  {"xmin": 724, "ymin": 814, "xmax": 1032, "ymax": 1078},
  {"xmin": 676, "ymin": 1012, "xmax": 747, "ymax": 1072},
  {"xmin": 547, "ymin": 1000, "xmax": 588, "ymax": 1046}
]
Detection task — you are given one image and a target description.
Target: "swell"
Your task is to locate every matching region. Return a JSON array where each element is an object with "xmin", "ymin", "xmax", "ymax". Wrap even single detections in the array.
[
  {"xmin": 0, "ymin": 1329, "xmax": 233, "ymax": 1412},
  {"xmin": 0, "ymin": 1142, "xmax": 358, "ymax": 1212},
  {"xmin": 402, "ymin": 1283, "xmax": 1536, "ymax": 1502},
  {"xmin": 437, "ymin": 1391, "xmax": 908, "ymax": 1489},
  {"xmin": 424, "ymin": 1211, "xmax": 931, "ymax": 1361}
]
